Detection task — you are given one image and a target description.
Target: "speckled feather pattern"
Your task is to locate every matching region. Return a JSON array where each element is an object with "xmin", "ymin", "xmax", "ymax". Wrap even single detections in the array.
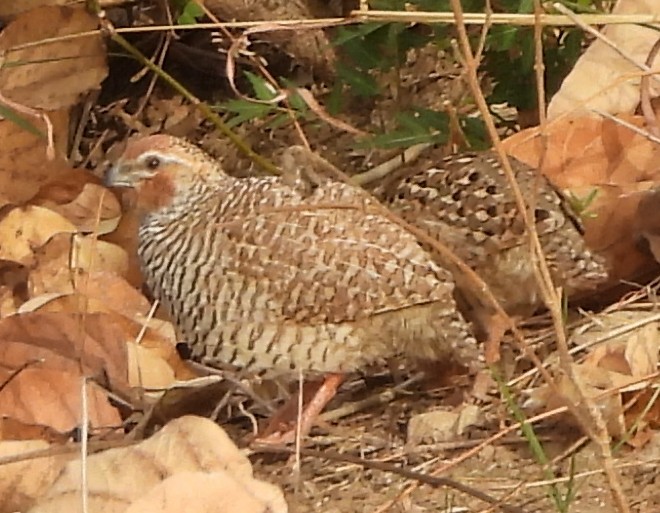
[
  {"xmin": 372, "ymin": 151, "xmax": 608, "ymax": 316},
  {"xmin": 116, "ymin": 137, "xmax": 477, "ymax": 377}
]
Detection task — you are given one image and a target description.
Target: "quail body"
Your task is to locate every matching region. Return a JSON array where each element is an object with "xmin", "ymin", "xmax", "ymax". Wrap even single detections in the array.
[
  {"xmin": 106, "ymin": 136, "xmax": 476, "ymax": 381},
  {"xmin": 371, "ymin": 150, "xmax": 608, "ymax": 320}
]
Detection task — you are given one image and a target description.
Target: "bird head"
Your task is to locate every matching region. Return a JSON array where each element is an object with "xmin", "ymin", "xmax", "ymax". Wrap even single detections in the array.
[{"xmin": 105, "ymin": 135, "xmax": 224, "ymax": 214}]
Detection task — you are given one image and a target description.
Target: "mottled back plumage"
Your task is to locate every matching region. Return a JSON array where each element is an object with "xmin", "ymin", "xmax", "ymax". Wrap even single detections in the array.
[
  {"xmin": 107, "ymin": 136, "xmax": 477, "ymax": 377},
  {"xmin": 372, "ymin": 151, "xmax": 608, "ymax": 317}
]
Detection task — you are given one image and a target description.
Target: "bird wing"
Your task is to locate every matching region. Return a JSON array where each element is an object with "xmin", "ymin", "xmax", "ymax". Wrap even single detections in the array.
[
  {"xmin": 209, "ymin": 180, "xmax": 456, "ymax": 325},
  {"xmin": 374, "ymin": 151, "xmax": 575, "ymax": 258}
]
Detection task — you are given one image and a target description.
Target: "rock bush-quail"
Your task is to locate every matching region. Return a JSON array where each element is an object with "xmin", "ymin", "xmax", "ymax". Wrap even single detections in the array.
[
  {"xmin": 106, "ymin": 135, "xmax": 477, "ymax": 438},
  {"xmin": 371, "ymin": 150, "xmax": 608, "ymax": 325}
]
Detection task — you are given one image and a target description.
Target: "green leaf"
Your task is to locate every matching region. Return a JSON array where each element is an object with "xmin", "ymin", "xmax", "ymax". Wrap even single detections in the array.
[
  {"xmin": 333, "ymin": 23, "xmax": 387, "ymax": 46},
  {"xmin": 265, "ymin": 113, "xmax": 292, "ymax": 129},
  {"xmin": 326, "ymin": 82, "xmax": 345, "ymax": 115},
  {"xmin": 398, "ymin": 108, "xmax": 449, "ymax": 132},
  {"xmin": 488, "ymin": 25, "xmax": 519, "ymax": 52},
  {"xmin": 176, "ymin": 1, "xmax": 204, "ymax": 25},
  {"xmin": 220, "ymin": 99, "xmax": 274, "ymax": 127},
  {"xmin": 0, "ymin": 104, "xmax": 44, "ymax": 137},
  {"xmin": 244, "ymin": 71, "xmax": 278, "ymax": 101},
  {"xmin": 279, "ymin": 78, "xmax": 309, "ymax": 113},
  {"xmin": 360, "ymin": 130, "xmax": 445, "ymax": 150},
  {"xmin": 461, "ymin": 117, "xmax": 489, "ymax": 150},
  {"xmin": 337, "ymin": 65, "xmax": 379, "ymax": 97}
]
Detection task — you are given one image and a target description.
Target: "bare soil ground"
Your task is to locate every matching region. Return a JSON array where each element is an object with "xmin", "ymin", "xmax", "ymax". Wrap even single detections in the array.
[{"xmin": 225, "ymin": 368, "xmax": 659, "ymax": 513}]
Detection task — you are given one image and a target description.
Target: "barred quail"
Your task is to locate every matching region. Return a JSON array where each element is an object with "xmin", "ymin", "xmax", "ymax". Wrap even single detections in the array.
[
  {"xmin": 371, "ymin": 150, "xmax": 608, "ymax": 333},
  {"xmin": 106, "ymin": 135, "xmax": 476, "ymax": 440}
]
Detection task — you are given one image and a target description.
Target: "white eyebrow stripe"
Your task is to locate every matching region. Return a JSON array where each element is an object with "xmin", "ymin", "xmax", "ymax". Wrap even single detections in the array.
[{"xmin": 142, "ymin": 152, "xmax": 189, "ymax": 166}]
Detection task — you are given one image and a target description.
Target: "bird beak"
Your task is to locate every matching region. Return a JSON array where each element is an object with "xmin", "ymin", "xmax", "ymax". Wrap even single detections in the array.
[{"xmin": 104, "ymin": 162, "xmax": 134, "ymax": 188}]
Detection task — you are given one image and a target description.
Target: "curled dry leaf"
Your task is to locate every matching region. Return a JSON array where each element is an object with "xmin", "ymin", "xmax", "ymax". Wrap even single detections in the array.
[
  {"xmin": 0, "ymin": 206, "xmax": 76, "ymax": 266},
  {"xmin": 0, "ymin": 1, "xmax": 83, "ymax": 18},
  {"xmin": 124, "ymin": 471, "xmax": 287, "ymax": 513},
  {"xmin": 0, "ymin": 5, "xmax": 107, "ymax": 110},
  {"xmin": 0, "ymin": 417, "xmax": 69, "ymax": 443},
  {"xmin": 0, "ymin": 311, "xmax": 140, "ymax": 435},
  {"xmin": 28, "ymin": 416, "xmax": 287, "ymax": 513},
  {"xmin": 0, "ymin": 285, "xmax": 18, "ymax": 317},
  {"xmin": 0, "ymin": 440, "xmax": 70, "ymax": 513},
  {"xmin": 548, "ymin": 0, "xmax": 660, "ymax": 119},
  {"xmin": 28, "ymin": 233, "xmax": 129, "ymax": 297},
  {"xmin": 0, "ymin": 311, "xmax": 129, "ymax": 391},
  {"xmin": 407, "ymin": 404, "xmax": 482, "ymax": 446},
  {"xmin": 126, "ymin": 341, "xmax": 177, "ymax": 390},
  {"xmin": 101, "ymin": 204, "xmax": 143, "ymax": 287},
  {"xmin": 555, "ymin": 364, "xmax": 628, "ymax": 439},
  {"xmin": 7, "ymin": 285, "xmax": 184, "ymax": 393},
  {"xmin": 20, "ymin": 272, "xmax": 149, "ymax": 320},
  {"xmin": 503, "ymin": 116, "xmax": 660, "ymax": 188},
  {"xmin": 529, "ymin": 311, "xmax": 660, "ymax": 440},
  {"xmin": 502, "ymin": 115, "xmax": 660, "ymax": 280},
  {"xmin": 40, "ymin": 183, "xmax": 122, "ymax": 235},
  {"xmin": 0, "ymin": 367, "xmax": 121, "ymax": 435},
  {"xmin": 0, "ymin": 113, "xmax": 78, "ymax": 209},
  {"xmin": 584, "ymin": 322, "xmax": 659, "ymax": 380}
]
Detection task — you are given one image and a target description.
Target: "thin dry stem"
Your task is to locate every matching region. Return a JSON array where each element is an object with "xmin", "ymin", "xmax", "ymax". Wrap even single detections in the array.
[
  {"xmin": 80, "ymin": 377, "xmax": 89, "ymax": 513},
  {"xmin": 640, "ymin": 37, "xmax": 660, "ymax": 137},
  {"xmin": 354, "ymin": 10, "xmax": 659, "ymax": 26},
  {"xmin": 449, "ymin": 1, "xmax": 631, "ymax": 511}
]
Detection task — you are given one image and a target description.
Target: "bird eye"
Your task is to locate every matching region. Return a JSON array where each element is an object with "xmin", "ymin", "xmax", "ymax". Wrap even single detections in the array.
[{"xmin": 145, "ymin": 156, "xmax": 161, "ymax": 170}]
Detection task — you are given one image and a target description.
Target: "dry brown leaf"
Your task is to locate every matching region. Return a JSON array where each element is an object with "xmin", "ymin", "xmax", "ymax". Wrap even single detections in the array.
[
  {"xmin": 0, "ymin": 1, "xmax": 81, "ymax": 19},
  {"xmin": 539, "ymin": 312, "xmax": 660, "ymax": 440},
  {"xmin": 528, "ymin": 311, "xmax": 660, "ymax": 439},
  {"xmin": 625, "ymin": 389, "xmax": 660, "ymax": 435},
  {"xmin": 0, "ymin": 114, "xmax": 77, "ymax": 208},
  {"xmin": 28, "ymin": 416, "xmax": 287, "ymax": 513},
  {"xmin": 548, "ymin": 0, "xmax": 660, "ymax": 119},
  {"xmin": 0, "ymin": 339, "xmax": 95, "ymax": 381},
  {"xmin": 0, "ymin": 206, "xmax": 76, "ymax": 266},
  {"xmin": 0, "ymin": 5, "xmax": 107, "ymax": 110},
  {"xmin": 72, "ymin": 271, "xmax": 151, "ymax": 319},
  {"xmin": 0, "ymin": 310, "xmax": 133, "ymax": 435},
  {"xmin": 556, "ymin": 364, "xmax": 627, "ymax": 439},
  {"xmin": 0, "ymin": 439, "xmax": 71, "ymax": 513},
  {"xmin": 127, "ymin": 341, "xmax": 177, "ymax": 389},
  {"xmin": 0, "ymin": 285, "xmax": 18, "ymax": 317},
  {"xmin": 0, "ymin": 311, "xmax": 129, "ymax": 390},
  {"xmin": 124, "ymin": 471, "xmax": 287, "ymax": 513},
  {"xmin": 3, "ymin": 295, "xmax": 182, "ymax": 392},
  {"xmin": 0, "ymin": 417, "xmax": 69, "ymax": 443},
  {"xmin": 0, "ymin": 367, "xmax": 121, "ymax": 434},
  {"xmin": 28, "ymin": 233, "xmax": 130, "ymax": 296},
  {"xmin": 145, "ymin": 97, "xmax": 202, "ymax": 135},
  {"xmin": 18, "ymin": 292, "xmax": 119, "ymax": 317},
  {"xmin": 585, "ymin": 323, "xmax": 659, "ymax": 379},
  {"xmin": 40, "ymin": 183, "xmax": 121, "ymax": 234},
  {"xmin": 407, "ymin": 405, "xmax": 482, "ymax": 446},
  {"xmin": 503, "ymin": 115, "xmax": 660, "ymax": 187},
  {"xmin": 101, "ymin": 202, "xmax": 143, "ymax": 287}
]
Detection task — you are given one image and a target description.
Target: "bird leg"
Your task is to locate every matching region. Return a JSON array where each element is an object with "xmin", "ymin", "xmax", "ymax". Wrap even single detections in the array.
[
  {"xmin": 482, "ymin": 311, "xmax": 514, "ymax": 365},
  {"xmin": 256, "ymin": 373, "xmax": 344, "ymax": 445}
]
